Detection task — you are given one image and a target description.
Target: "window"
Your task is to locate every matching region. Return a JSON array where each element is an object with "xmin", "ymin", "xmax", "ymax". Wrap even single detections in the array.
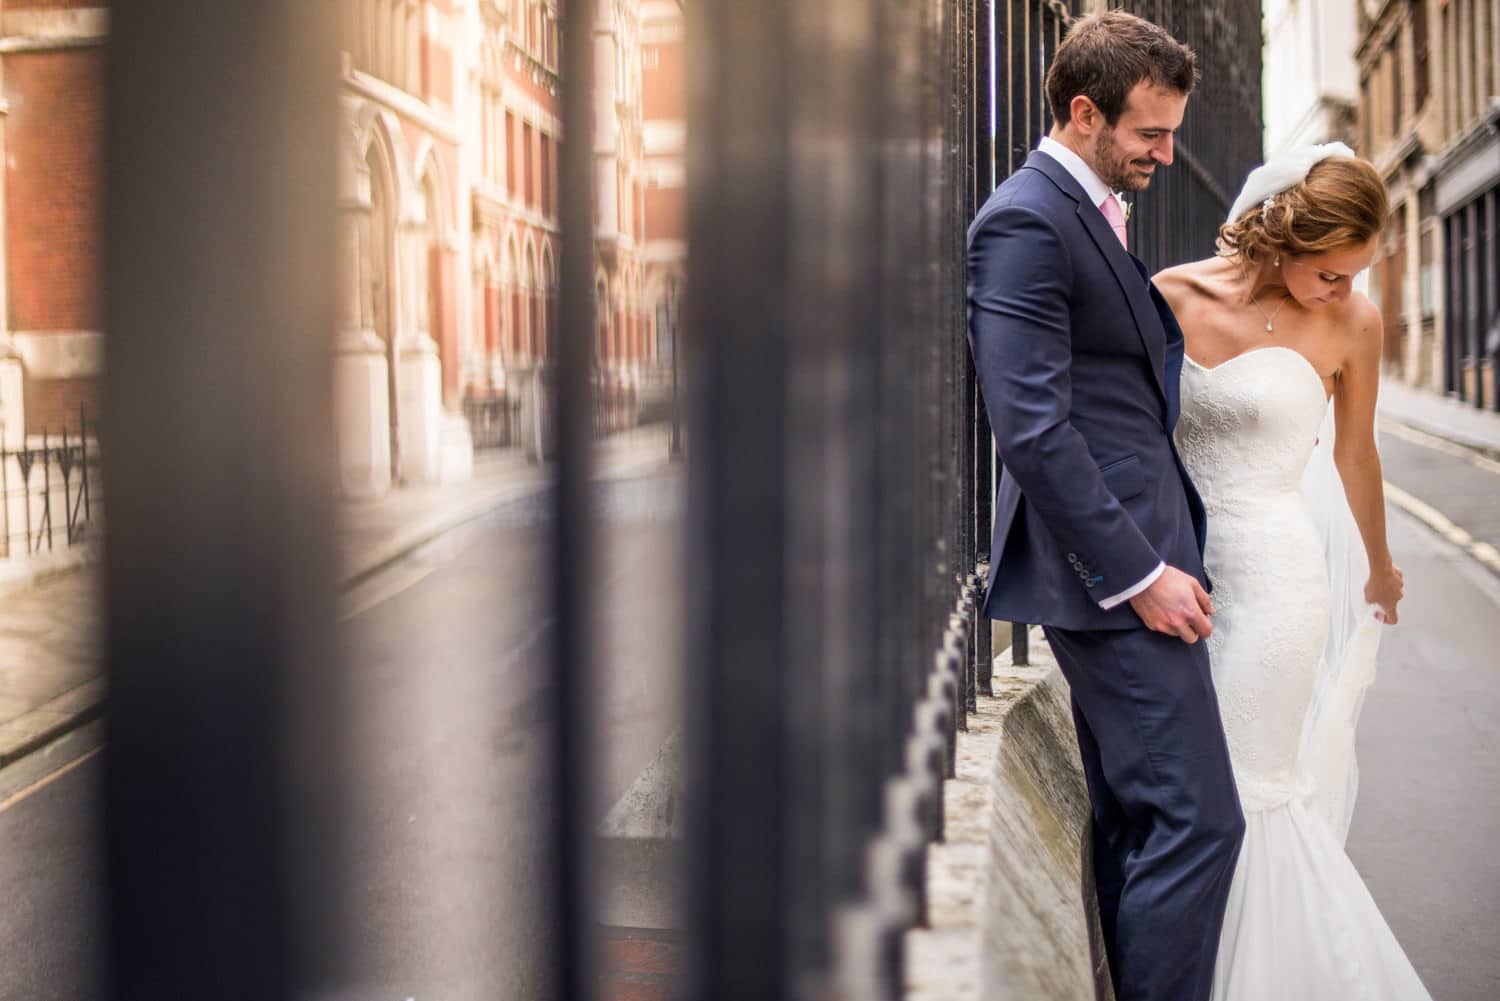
[
  {"xmin": 506, "ymin": 112, "xmax": 517, "ymax": 198},
  {"xmin": 524, "ymin": 123, "xmax": 535, "ymax": 209},
  {"xmin": 1360, "ymin": 75, "xmax": 1373, "ymax": 153},
  {"xmin": 1412, "ymin": 0, "xmax": 1430, "ymax": 110},
  {"xmin": 540, "ymin": 136, "xmax": 552, "ymax": 217},
  {"xmin": 1391, "ymin": 36, "xmax": 1403, "ymax": 136}
]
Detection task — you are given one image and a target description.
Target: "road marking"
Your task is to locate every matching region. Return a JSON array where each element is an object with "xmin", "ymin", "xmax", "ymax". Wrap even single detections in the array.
[
  {"xmin": 339, "ymin": 564, "xmax": 436, "ymax": 621},
  {"xmin": 1379, "ymin": 418, "xmax": 1500, "ymax": 475},
  {"xmin": 1383, "ymin": 480, "xmax": 1500, "ymax": 576},
  {"xmin": 1386, "ymin": 504, "xmax": 1500, "ymax": 610},
  {"xmin": 0, "ymin": 745, "xmax": 100, "ymax": 815}
]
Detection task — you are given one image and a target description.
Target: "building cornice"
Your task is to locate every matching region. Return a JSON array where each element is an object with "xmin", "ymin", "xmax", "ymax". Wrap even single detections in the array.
[
  {"xmin": 1435, "ymin": 103, "xmax": 1500, "ymax": 172},
  {"xmin": 1433, "ymin": 104, "xmax": 1500, "ymax": 215},
  {"xmin": 502, "ymin": 38, "xmax": 560, "ymax": 93},
  {"xmin": 0, "ymin": 7, "xmax": 108, "ymax": 52},
  {"xmin": 1374, "ymin": 130, "xmax": 1425, "ymax": 178},
  {"xmin": 345, "ymin": 69, "xmax": 462, "ymax": 146},
  {"xmin": 1355, "ymin": 0, "xmax": 1405, "ymax": 63}
]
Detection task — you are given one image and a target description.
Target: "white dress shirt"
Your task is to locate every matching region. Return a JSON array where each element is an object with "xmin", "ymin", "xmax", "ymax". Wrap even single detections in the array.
[{"xmin": 1034, "ymin": 136, "xmax": 1165, "ymax": 610}]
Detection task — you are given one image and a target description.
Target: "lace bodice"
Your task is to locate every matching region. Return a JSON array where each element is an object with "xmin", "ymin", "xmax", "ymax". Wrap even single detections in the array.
[
  {"xmin": 1175, "ymin": 346, "xmax": 1329, "ymax": 513},
  {"xmin": 1174, "ymin": 347, "xmax": 1332, "ymax": 807}
]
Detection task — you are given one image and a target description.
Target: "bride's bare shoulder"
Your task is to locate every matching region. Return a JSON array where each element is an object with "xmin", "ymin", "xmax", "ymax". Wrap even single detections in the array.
[
  {"xmin": 1324, "ymin": 291, "xmax": 1383, "ymax": 367},
  {"xmin": 1153, "ymin": 257, "xmax": 1226, "ymax": 309},
  {"xmin": 1329, "ymin": 291, "xmax": 1382, "ymax": 342}
]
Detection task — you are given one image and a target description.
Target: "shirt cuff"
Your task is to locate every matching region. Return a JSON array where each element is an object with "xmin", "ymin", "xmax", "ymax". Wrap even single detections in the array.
[{"xmin": 1098, "ymin": 562, "xmax": 1165, "ymax": 610}]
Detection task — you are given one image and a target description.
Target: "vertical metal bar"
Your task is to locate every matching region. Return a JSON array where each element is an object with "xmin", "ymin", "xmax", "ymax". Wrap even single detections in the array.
[
  {"xmin": 972, "ymin": 0, "xmax": 995, "ymax": 696},
  {"xmin": 42, "ymin": 426, "xmax": 51, "ymax": 550},
  {"xmin": 1011, "ymin": 2, "xmax": 1026, "ymax": 174},
  {"xmin": 1013, "ymin": 621, "xmax": 1030, "ymax": 666},
  {"xmin": 552, "ymin": 0, "xmax": 596, "ymax": 997},
  {"xmin": 875, "ymin": 0, "xmax": 917, "ymax": 791},
  {"xmin": 1468, "ymin": 199, "xmax": 1481, "ymax": 406},
  {"xmin": 61, "ymin": 422, "xmax": 71, "ymax": 544},
  {"xmin": 686, "ymin": 0, "xmax": 792, "ymax": 995},
  {"xmin": 21, "ymin": 440, "xmax": 32, "ymax": 555},
  {"xmin": 779, "ymin": 0, "xmax": 884, "ymax": 990},
  {"xmin": 100, "ymin": 2, "xmax": 340, "ymax": 998},
  {"xmin": 1, "ymin": 433, "xmax": 8, "ymax": 558},
  {"xmin": 1449, "ymin": 212, "xmax": 1463, "ymax": 397},
  {"xmin": 1487, "ymin": 190, "xmax": 1498, "ymax": 411},
  {"xmin": 81, "ymin": 401, "xmax": 91, "ymax": 522}
]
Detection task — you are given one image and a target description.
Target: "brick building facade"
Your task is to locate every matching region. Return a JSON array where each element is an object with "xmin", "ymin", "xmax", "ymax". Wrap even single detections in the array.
[
  {"xmin": 1358, "ymin": 0, "xmax": 1500, "ymax": 409},
  {"xmin": 0, "ymin": 3, "xmax": 107, "ymax": 444},
  {"xmin": 1, "ymin": 0, "xmax": 684, "ymax": 498}
]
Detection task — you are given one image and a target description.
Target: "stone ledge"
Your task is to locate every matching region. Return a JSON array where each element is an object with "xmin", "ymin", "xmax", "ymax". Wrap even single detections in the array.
[{"xmin": 906, "ymin": 631, "xmax": 1113, "ymax": 1001}]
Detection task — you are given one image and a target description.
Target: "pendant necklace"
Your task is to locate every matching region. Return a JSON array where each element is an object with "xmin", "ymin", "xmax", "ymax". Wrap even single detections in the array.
[{"xmin": 1240, "ymin": 258, "xmax": 1290, "ymax": 333}]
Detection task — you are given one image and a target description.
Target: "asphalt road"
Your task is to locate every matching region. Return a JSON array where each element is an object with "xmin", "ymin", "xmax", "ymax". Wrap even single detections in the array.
[
  {"xmin": 1345, "ymin": 436, "xmax": 1500, "ymax": 1001},
  {"xmin": 0, "ymin": 472, "xmax": 685, "ymax": 1001}
]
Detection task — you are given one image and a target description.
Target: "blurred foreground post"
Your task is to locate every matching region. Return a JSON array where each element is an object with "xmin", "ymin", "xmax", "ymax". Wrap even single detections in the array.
[{"xmin": 100, "ymin": 2, "xmax": 342, "ymax": 998}]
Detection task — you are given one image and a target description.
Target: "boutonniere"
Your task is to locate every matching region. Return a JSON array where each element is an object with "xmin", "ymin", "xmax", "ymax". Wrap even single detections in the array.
[{"xmin": 1115, "ymin": 192, "xmax": 1132, "ymax": 223}]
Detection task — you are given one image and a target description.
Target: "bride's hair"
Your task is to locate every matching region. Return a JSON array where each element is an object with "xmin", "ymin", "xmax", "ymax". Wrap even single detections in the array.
[{"xmin": 1216, "ymin": 157, "xmax": 1389, "ymax": 265}]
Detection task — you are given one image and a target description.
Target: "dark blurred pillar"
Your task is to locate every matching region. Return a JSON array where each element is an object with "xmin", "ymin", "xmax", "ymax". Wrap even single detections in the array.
[
  {"xmin": 100, "ymin": 2, "xmax": 342, "ymax": 999},
  {"xmin": 684, "ymin": 0, "xmax": 793, "ymax": 996}
]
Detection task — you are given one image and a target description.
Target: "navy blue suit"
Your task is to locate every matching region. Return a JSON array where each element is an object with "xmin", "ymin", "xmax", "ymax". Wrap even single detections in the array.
[{"xmin": 967, "ymin": 151, "xmax": 1244, "ymax": 1001}]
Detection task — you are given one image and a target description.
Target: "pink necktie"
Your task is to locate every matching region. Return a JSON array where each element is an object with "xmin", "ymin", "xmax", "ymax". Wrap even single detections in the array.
[{"xmin": 1099, "ymin": 195, "xmax": 1128, "ymax": 251}]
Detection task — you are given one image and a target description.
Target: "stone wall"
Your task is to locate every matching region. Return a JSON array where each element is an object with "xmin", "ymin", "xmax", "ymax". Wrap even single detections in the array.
[{"xmin": 907, "ymin": 633, "xmax": 1113, "ymax": 1001}]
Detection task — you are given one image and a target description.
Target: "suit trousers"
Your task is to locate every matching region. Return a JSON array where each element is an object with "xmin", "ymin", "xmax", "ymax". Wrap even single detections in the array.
[{"xmin": 1043, "ymin": 624, "xmax": 1245, "ymax": 1001}]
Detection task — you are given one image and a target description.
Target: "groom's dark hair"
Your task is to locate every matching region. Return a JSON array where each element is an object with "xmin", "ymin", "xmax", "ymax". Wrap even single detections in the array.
[{"xmin": 1047, "ymin": 11, "xmax": 1197, "ymax": 127}]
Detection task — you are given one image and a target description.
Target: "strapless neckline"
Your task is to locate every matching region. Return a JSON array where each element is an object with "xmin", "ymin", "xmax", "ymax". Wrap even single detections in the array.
[{"xmin": 1184, "ymin": 345, "xmax": 1329, "ymax": 402}]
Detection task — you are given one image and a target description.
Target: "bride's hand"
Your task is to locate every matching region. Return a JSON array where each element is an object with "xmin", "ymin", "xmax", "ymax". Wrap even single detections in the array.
[{"xmin": 1364, "ymin": 563, "xmax": 1404, "ymax": 625}]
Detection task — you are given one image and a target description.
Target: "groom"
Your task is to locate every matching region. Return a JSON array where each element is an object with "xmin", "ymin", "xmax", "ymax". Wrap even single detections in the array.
[{"xmin": 966, "ymin": 12, "xmax": 1245, "ymax": 1001}]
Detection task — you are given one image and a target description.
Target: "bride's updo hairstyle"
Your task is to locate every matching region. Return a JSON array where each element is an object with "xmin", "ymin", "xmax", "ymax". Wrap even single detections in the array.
[{"xmin": 1216, "ymin": 156, "xmax": 1389, "ymax": 266}]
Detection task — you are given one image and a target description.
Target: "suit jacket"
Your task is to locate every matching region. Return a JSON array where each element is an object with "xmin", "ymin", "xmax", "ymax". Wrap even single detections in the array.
[{"xmin": 966, "ymin": 150, "xmax": 1208, "ymax": 632}]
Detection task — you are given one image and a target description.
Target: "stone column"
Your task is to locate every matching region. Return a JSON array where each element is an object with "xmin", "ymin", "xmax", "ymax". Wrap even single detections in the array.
[
  {"xmin": 395, "ymin": 218, "xmax": 444, "ymax": 483},
  {"xmin": 432, "ymin": 239, "xmax": 473, "ymax": 481},
  {"xmin": 0, "ymin": 83, "xmax": 22, "ymax": 449},
  {"xmin": 335, "ymin": 128, "xmax": 392, "ymax": 499}
]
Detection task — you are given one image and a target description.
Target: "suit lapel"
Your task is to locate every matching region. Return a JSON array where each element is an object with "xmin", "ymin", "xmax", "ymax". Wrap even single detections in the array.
[
  {"xmin": 1073, "ymin": 200, "xmax": 1168, "ymax": 407},
  {"xmin": 1022, "ymin": 152, "xmax": 1168, "ymax": 408}
]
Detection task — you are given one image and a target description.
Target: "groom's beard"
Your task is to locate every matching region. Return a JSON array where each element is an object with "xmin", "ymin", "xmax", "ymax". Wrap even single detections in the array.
[{"xmin": 1094, "ymin": 127, "xmax": 1154, "ymax": 193}]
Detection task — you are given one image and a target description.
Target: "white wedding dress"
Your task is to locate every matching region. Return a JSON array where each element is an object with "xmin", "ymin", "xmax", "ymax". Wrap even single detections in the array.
[{"xmin": 1175, "ymin": 346, "xmax": 1432, "ymax": 1000}]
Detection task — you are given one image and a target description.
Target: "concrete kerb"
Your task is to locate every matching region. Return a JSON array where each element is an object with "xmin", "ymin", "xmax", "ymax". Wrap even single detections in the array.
[
  {"xmin": 1378, "ymin": 382, "xmax": 1500, "ymax": 460},
  {"xmin": 0, "ymin": 536, "xmax": 99, "ymax": 602},
  {"xmin": 906, "ymin": 628, "xmax": 1114, "ymax": 1001}
]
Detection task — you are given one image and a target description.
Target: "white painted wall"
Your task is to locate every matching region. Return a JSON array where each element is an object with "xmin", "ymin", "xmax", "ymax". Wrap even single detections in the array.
[{"xmin": 1263, "ymin": 0, "xmax": 1360, "ymax": 156}]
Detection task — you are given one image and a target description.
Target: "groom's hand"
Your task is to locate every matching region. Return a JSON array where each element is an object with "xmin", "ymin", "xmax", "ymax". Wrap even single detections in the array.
[{"xmin": 1128, "ymin": 567, "xmax": 1215, "ymax": 644}]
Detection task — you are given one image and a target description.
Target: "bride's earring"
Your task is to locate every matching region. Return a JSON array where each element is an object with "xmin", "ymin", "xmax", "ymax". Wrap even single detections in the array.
[{"xmin": 1275, "ymin": 256, "xmax": 1282, "ymax": 267}]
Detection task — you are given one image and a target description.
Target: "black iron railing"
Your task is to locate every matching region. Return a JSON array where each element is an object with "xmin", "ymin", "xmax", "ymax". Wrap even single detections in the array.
[
  {"xmin": 0, "ymin": 404, "xmax": 100, "ymax": 559},
  {"xmin": 90, "ymin": 3, "xmax": 1259, "ymax": 1001},
  {"xmin": 461, "ymin": 394, "xmax": 523, "ymax": 450}
]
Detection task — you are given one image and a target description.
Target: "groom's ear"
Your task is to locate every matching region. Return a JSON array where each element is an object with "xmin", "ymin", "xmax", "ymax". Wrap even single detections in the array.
[{"xmin": 1068, "ymin": 94, "xmax": 1104, "ymax": 135}]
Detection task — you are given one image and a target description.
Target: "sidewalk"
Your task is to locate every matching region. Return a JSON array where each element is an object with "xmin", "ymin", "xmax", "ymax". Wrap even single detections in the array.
[
  {"xmin": 1376, "ymin": 378, "xmax": 1500, "ymax": 578},
  {"xmin": 0, "ymin": 423, "xmax": 677, "ymax": 771},
  {"xmin": 1378, "ymin": 378, "xmax": 1500, "ymax": 456}
]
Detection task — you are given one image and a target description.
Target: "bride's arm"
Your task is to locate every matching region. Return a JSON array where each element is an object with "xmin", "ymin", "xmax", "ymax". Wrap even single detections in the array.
[{"xmin": 1331, "ymin": 295, "xmax": 1405, "ymax": 623}]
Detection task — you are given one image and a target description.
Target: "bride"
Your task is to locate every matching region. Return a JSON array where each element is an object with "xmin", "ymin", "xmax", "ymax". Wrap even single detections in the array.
[{"xmin": 1154, "ymin": 144, "xmax": 1431, "ymax": 999}]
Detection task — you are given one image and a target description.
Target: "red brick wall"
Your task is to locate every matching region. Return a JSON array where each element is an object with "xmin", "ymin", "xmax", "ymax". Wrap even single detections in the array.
[
  {"xmin": 644, "ymin": 187, "xmax": 684, "ymax": 242},
  {"xmin": 5, "ymin": 48, "xmax": 105, "ymax": 333},
  {"xmin": 23, "ymin": 375, "xmax": 96, "ymax": 435},
  {"xmin": 424, "ymin": 37, "xmax": 453, "ymax": 106},
  {"xmin": 642, "ymin": 41, "xmax": 683, "ymax": 120},
  {"xmin": 599, "ymin": 928, "xmax": 682, "ymax": 1001},
  {"xmin": 505, "ymin": 65, "xmax": 559, "ymax": 108}
]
